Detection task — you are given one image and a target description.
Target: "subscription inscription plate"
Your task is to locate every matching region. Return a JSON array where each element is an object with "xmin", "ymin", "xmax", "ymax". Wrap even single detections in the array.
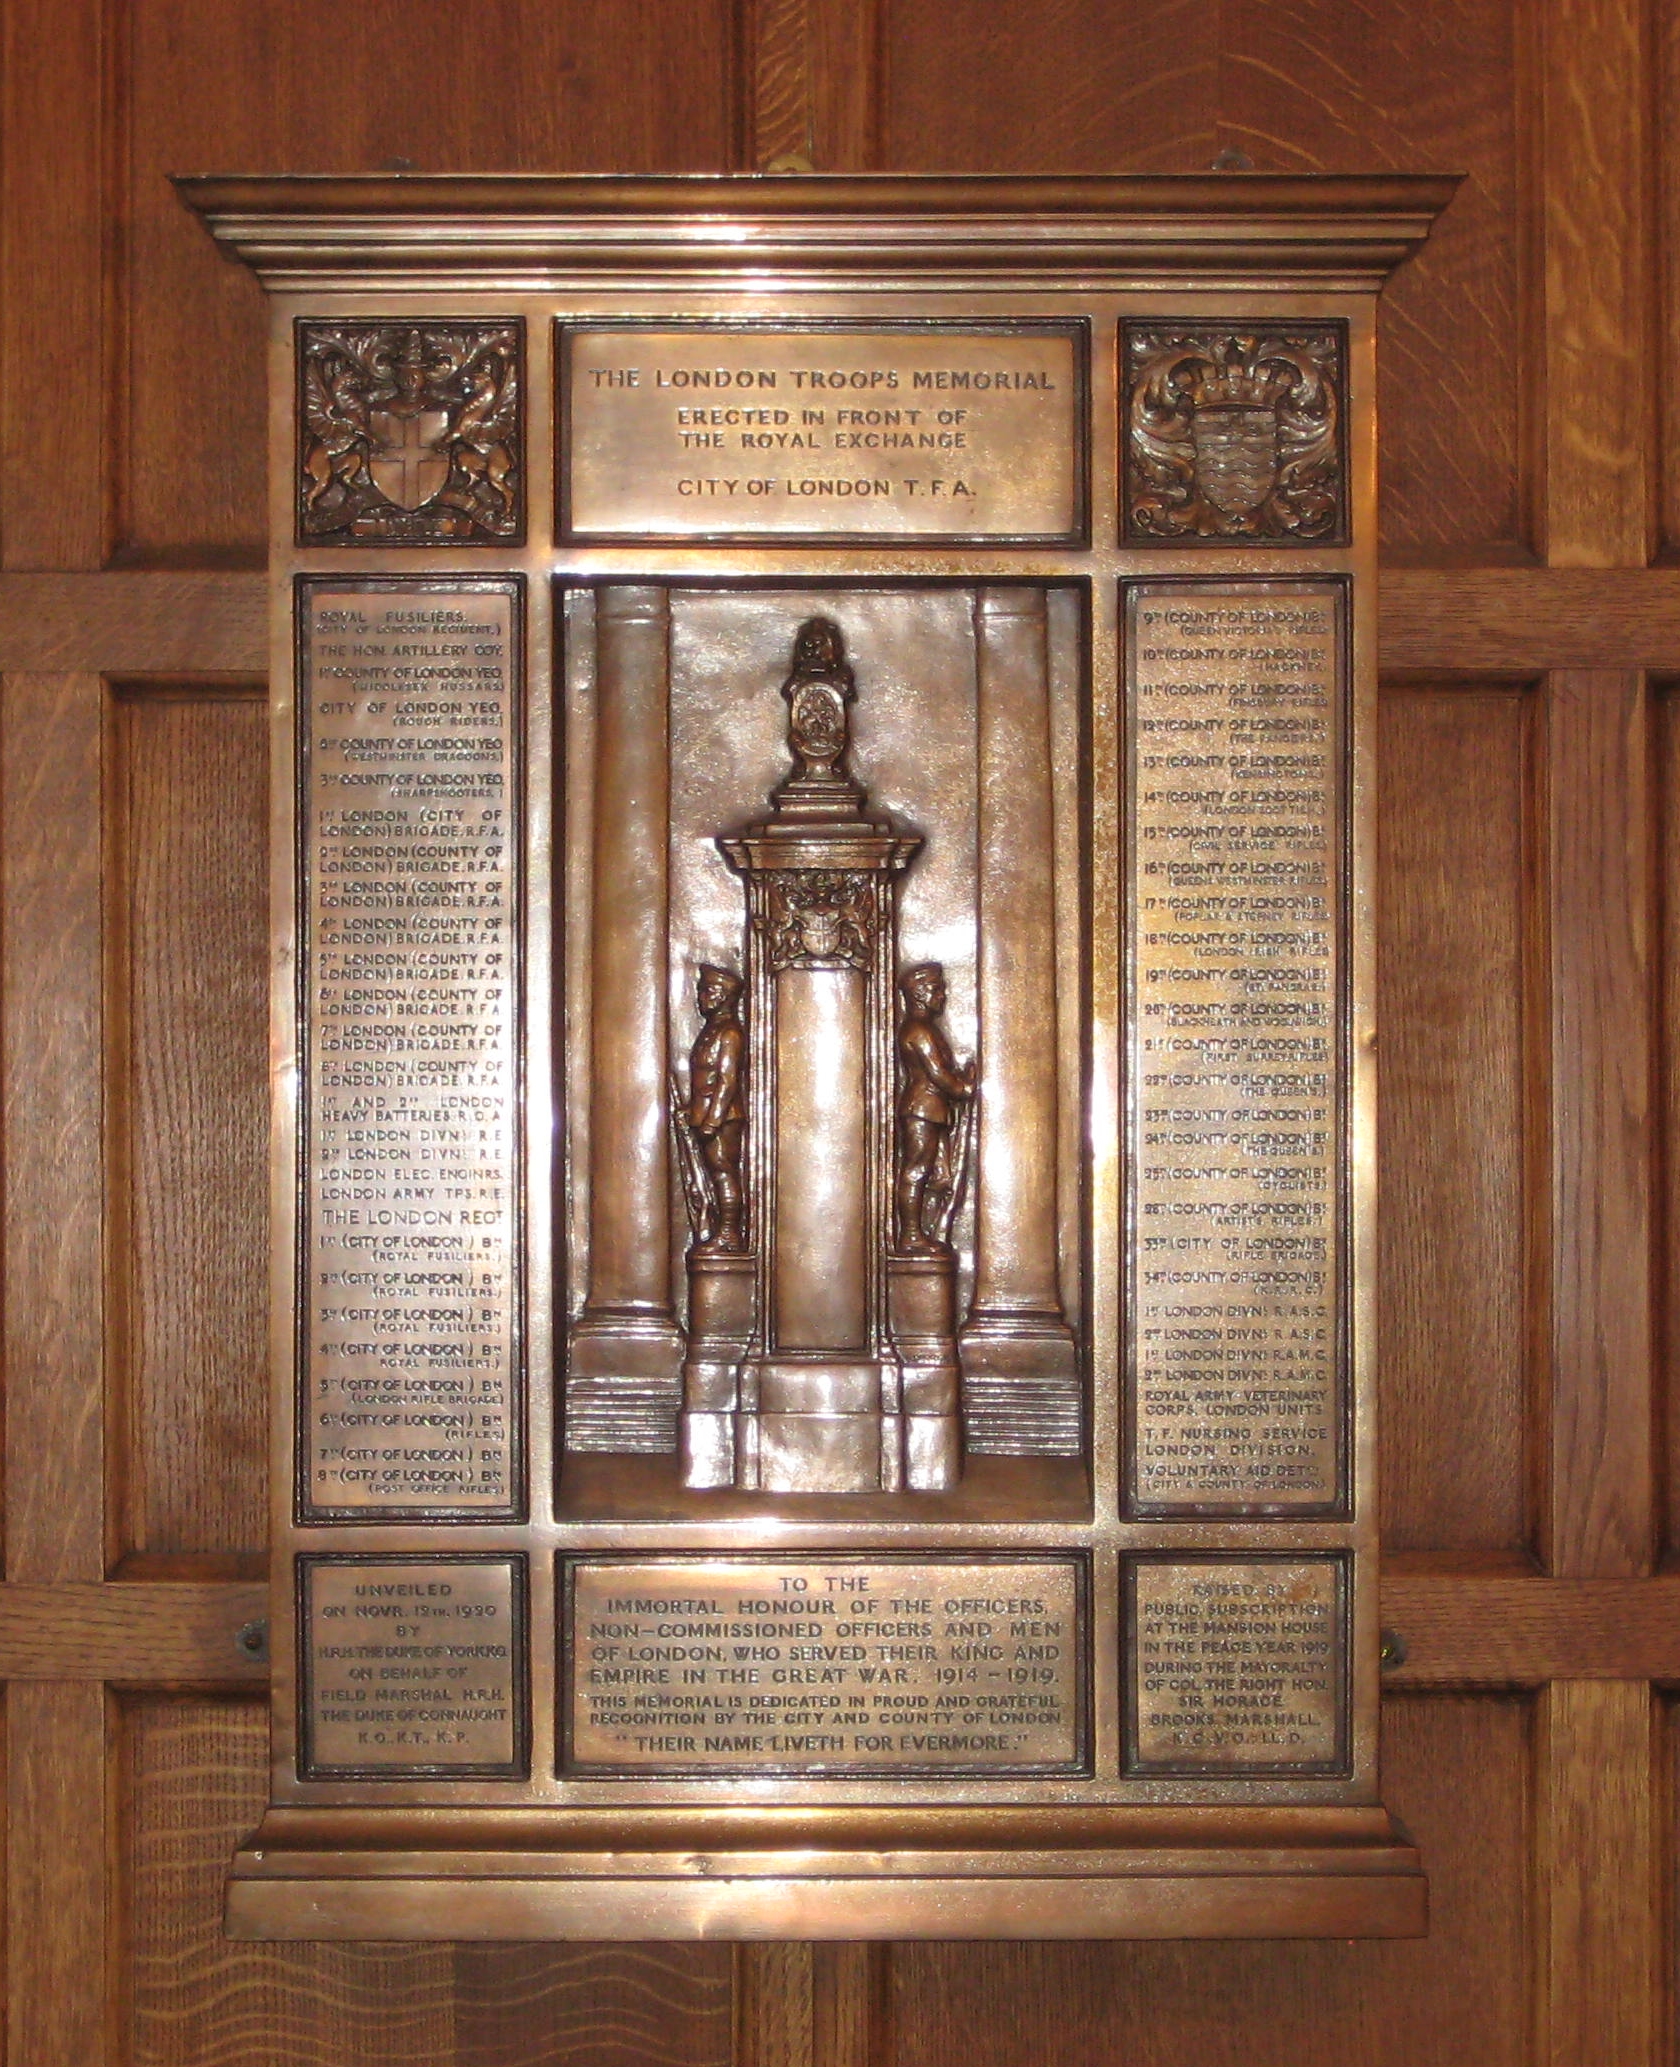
[
  {"xmin": 1127, "ymin": 581, "xmax": 1346, "ymax": 1511},
  {"xmin": 563, "ymin": 322, "xmax": 1083, "ymax": 541},
  {"xmin": 300, "ymin": 1555, "xmax": 527, "ymax": 1778},
  {"xmin": 1127, "ymin": 1557, "xmax": 1346, "ymax": 1774},
  {"xmin": 299, "ymin": 579, "xmax": 522, "ymax": 1518},
  {"xmin": 566, "ymin": 1558, "xmax": 1086, "ymax": 1775}
]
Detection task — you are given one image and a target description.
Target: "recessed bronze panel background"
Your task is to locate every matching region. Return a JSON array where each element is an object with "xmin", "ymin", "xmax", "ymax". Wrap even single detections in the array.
[
  {"xmin": 560, "ymin": 321, "xmax": 1087, "ymax": 544},
  {"xmin": 1124, "ymin": 1554, "xmax": 1349, "ymax": 1776},
  {"xmin": 299, "ymin": 1553, "xmax": 530, "ymax": 1780},
  {"xmin": 1125, "ymin": 578, "xmax": 1349, "ymax": 1516},
  {"xmin": 563, "ymin": 1555, "xmax": 1089, "ymax": 1776},
  {"xmin": 296, "ymin": 577, "xmax": 525, "ymax": 1522}
]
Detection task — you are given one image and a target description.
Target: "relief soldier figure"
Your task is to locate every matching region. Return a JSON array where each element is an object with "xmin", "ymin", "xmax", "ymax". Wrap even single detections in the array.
[
  {"xmin": 895, "ymin": 962, "xmax": 975, "ymax": 1256},
  {"xmin": 676, "ymin": 965, "xmax": 747, "ymax": 1253}
]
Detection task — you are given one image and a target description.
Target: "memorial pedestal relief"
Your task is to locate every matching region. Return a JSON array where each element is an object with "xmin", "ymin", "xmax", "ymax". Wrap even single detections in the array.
[{"xmin": 182, "ymin": 172, "xmax": 1454, "ymax": 1942}]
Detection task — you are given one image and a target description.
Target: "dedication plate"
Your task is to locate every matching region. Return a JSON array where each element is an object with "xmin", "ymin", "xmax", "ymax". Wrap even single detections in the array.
[
  {"xmin": 561, "ymin": 322, "xmax": 1085, "ymax": 542},
  {"xmin": 300, "ymin": 1554, "xmax": 528, "ymax": 1779},
  {"xmin": 1126, "ymin": 1556, "xmax": 1347, "ymax": 1774},
  {"xmin": 298, "ymin": 579, "xmax": 523, "ymax": 1519},
  {"xmin": 564, "ymin": 1557, "xmax": 1088, "ymax": 1774},
  {"xmin": 1126, "ymin": 581, "xmax": 1347, "ymax": 1513}
]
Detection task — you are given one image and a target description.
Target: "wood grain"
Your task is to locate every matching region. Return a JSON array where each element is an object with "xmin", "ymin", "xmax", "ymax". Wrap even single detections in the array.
[
  {"xmin": 16, "ymin": 569, "xmax": 1680, "ymax": 679},
  {"xmin": 1220, "ymin": 0, "xmax": 1523, "ymax": 551},
  {"xmin": 1543, "ymin": 672, "xmax": 1655, "ymax": 1576},
  {"xmin": 15, "ymin": 1571, "xmax": 1680, "ymax": 1688},
  {"xmin": 3, "ymin": 672, "xmax": 108, "ymax": 1579},
  {"xmin": 1378, "ymin": 687, "xmax": 1534, "ymax": 1553},
  {"xmin": 883, "ymin": 0, "xmax": 1521, "ymax": 550},
  {"xmin": 0, "ymin": 1582, "xmax": 265, "ymax": 1682},
  {"xmin": 1381, "ymin": 1572, "xmax": 1680, "ymax": 1685},
  {"xmin": 880, "ymin": 0, "xmax": 1217, "ymax": 175},
  {"xmin": 119, "ymin": 0, "xmax": 739, "ymax": 562},
  {"xmin": 1535, "ymin": 1681, "xmax": 1660, "ymax": 2067},
  {"xmin": 1535, "ymin": 0, "xmax": 1655, "ymax": 565},
  {"xmin": 0, "ymin": 0, "xmax": 112, "ymax": 568},
  {"xmin": 8, "ymin": 1684, "xmax": 115, "ymax": 2067},
  {"xmin": 1662, "ymin": 687, "xmax": 1680, "ymax": 1560},
  {"xmin": 123, "ymin": 1698, "xmax": 735, "ymax": 2066},
  {"xmin": 886, "ymin": 1696, "xmax": 1529, "ymax": 2067},
  {"xmin": 107, "ymin": 688, "xmax": 268, "ymax": 1561},
  {"xmin": 451, "ymin": 1942, "xmax": 733, "ymax": 2067},
  {"xmin": 736, "ymin": 1945, "xmax": 813, "ymax": 2067}
]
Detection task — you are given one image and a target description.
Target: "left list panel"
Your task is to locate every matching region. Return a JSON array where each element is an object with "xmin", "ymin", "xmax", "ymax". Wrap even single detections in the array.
[{"xmin": 298, "ymin": 578, "xmax": 524, "ymax": 1519}]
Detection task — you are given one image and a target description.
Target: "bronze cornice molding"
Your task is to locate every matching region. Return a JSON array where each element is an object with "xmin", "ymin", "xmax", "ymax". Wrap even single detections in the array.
[{"xmin": 175, "ymin": 172, "xmax": 1460, "ymax": 293}]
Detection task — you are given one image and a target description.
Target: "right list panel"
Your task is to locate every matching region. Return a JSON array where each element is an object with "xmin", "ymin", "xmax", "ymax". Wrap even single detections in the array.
[{"xmin": 1126, "ymin": 580, "xmax": 1347, "ymax": 1515}]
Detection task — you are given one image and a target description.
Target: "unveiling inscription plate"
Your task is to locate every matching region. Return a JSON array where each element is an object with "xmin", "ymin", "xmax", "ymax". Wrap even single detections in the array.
[
  {"xmin": 1126, "ymin": 580, "xmax": 1346, "ymax": 1513},
  {"xmin": 298, "ymin": 579, "xmax": 523, "ymax": 1519},
  {"xmin": 565, "ymin": 1557, "xmax": 1086, "ymax": 1774},
  {"xmin": 562, "ymin": 322, "xmax": 1085, "ymax": 543},
  {"xmin": 1127, "ymin": 1556, "xmax": 1346, "ymax": 1774},
  {"xmin": 300, "ymin": 1554, "xmax": 528, "ymax": 1778}
]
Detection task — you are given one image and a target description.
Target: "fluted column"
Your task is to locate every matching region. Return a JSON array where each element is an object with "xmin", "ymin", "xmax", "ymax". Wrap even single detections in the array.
[
  {"xmin": 959, "ymin": 587, "xmax": 1081, "ymax": 1453},
  {"xmin": 566, "ymin": 586, "xmax": 683, "ymax": 1451}
]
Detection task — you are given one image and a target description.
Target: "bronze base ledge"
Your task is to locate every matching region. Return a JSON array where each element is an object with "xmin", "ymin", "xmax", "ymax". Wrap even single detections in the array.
[{"xmin": 226, "ymin": 1806, "xmax": 1425, "ymax": 1941}]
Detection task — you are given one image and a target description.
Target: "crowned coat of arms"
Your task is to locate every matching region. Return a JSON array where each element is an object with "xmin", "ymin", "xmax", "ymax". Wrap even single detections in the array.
[{"xmin": 1124, "ymin": 323, "xmax": 1345, "ymax": 543}]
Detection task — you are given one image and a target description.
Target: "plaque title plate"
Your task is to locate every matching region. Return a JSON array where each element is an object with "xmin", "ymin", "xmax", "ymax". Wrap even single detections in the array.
[
  {"xmin": 565, "ymin": 1557, "xmax": 1088, "ymax": 1775},
  {"xmin": 297, "ymin": 578, "xmax": 524, "ymax": 1520},
  {"xmin": 561, "ymin": 321, "xmax": 1086, "ymax": 543}
]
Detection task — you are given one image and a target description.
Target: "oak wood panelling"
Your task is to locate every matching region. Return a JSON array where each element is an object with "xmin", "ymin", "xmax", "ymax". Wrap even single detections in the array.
[
  {"xmin": 885, "ymin": 1696, "xmax": 1530, "ymax": 2067},
  {"xmin": 746, "ymin": 0, "xmax": 882, "ymax": 173},
  {"xmin": 0, "ymin": 0, "xmax": 113, "ymax": 570},
  {"xmin": 8, "ymin": 1685, "xmax": 113, "ymax": 2067},
  {"xmin": 118, "ymin": 0, "xmax": 741, "ymax": 563},
  {"xmin": 1664, "ymin": 0, "xmax": 1680, "ymax": 556},
  {"xmin": 107, "ymin": 687, "xmax": 268, "ymax": 1568},
  {"xmin": 881, "ymin": 0, "xmax": 1217, "ymax": 176},
  {"xmin": 16, "ymin": 569, "xmax": 1680, "ymax": 678},
  {"xmin": 121, "ymin": 1698, "xmax": 734, "ymax": 2067},
  {"xmin": 1664, "ymin": 684, "xmax": 1680, "ymax": 1561},
  {"xmin": 1377, "ymin": 686, "xmax": 1536, "ymax": 1555},
  {"xmin": 879, "ymin": 0, "xmax": 1522, "ymax": 554},
  {"xmin": 1534, "ymin": 1681, "xmax": 1661, "ymax": 2067},
  {"xmin": 1542, "ymin": 671, "xmax": 1655, "ymax": 1577},
  {"xmin": 3, "ymin": 672, "xmax": 108, "ymax": 1582},
  {"xmin": 1533, "ymin": 0, "xmax": 1655, "ymax": 567}
]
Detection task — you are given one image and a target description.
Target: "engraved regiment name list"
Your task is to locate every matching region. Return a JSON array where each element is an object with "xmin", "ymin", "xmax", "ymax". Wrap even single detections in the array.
[
  {"xmin": 1127, "ymin": 581, "xmax": 1346, "ymax": 1513},
  {"xmin": 299, "ymin": 579, "xmax": 522, "ymax": 1518}
]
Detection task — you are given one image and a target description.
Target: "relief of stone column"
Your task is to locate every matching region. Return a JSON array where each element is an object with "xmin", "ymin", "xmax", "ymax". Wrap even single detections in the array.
[
  {"xmin": 959, "ymin": 586, "xmax": 1081, "ymax": 1452},
  {"xmin": 565, "ymin": 586, "xmax": 683, "ymax": 1450}
]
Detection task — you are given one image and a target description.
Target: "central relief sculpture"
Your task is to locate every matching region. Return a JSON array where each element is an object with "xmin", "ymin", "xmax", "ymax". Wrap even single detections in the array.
[{"xmin": 675, "ymin": 619, "xmax": 972, "ymax": 1494}]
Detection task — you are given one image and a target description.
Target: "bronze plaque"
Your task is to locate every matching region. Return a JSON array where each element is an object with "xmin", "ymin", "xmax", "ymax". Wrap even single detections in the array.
[
  {"xmin": 1126, "ymin": 1556, "xmax": 1347, "ymax": 1774},
  {"xmin": 560, "ymin": 322, "xmax": 1085, "ymax": 543},
  {"xmin": 300, "ymin": 1554, "xmax": 529, "ymax": 1778},
  {"xmin": 1126, "ymin": 580, "xmax": 1346, "ymax": 1513},
  {"xmin": 298, "ymin": 578, "xmax": 523, "ymax": 1519},
  {"xmin": 564, "ymin": 1557, "xmax": 1087, "ymax": 1774}
]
